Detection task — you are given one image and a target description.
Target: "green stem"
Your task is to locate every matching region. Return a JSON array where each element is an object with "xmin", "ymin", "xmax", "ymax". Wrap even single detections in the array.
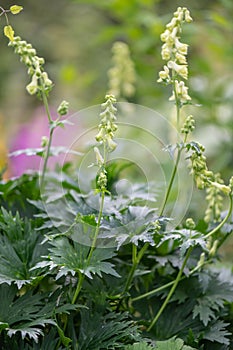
[
  {"xmin": 41, "ymin": 82, "xmax": 52, "ymax": 123},
  {"xmin": 159, "ymin": 148, "xmax": 182, "ymax": 216},
  {"xmin": 147, "ymin": 246, "xmax": 193, "ymax": 331},
  {"xmin": 0, "ymin": 7, "xmax": 10, "ymax": 24},
  {"xmin": 87, "ymin": 190, "xmax": 105, "ymax": 263},
  {"xmin": 72, "ymin": 271, "xmax": 85, "ymax": 305},
  {"xmin": 132, "ymin": 280, "xmax": 175, "ymax": 302},
  {"xmin": 40, "ymin": 126, "xmax": 54, "ymax": 189},
  {"xmin": 205, "ymin": 194, "xmax": 233, "ymax": 240},
  {"xmin": 159, "ymin": 79, "xmax": 182, "ymax": 217},
  {"xmin": 70, "ymin": 190, "xmax": 105, "ymax": 306},
  {"xmin": 132, "ymin": 256, "xmax": 211, "ymax": 303},
  {"xmin": 122, "ymin": 245, "xmax": 138, "ymax": 295},
  {"xmin": 122, "ymin": 242, "xmax": 150, "ymax": 296},
  {"xmin": 40, "ymin": 84, "xmax": 54, "ymax": 189}
]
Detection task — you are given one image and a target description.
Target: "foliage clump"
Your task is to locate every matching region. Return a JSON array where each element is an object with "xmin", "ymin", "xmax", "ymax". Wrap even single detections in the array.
[{"xmin": 0, "ymin": 4, "xmax": 232, "ymax": 350}]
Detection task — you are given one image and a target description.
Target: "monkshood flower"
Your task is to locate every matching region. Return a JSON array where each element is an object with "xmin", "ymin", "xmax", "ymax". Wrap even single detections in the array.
[
  {"xmin": 8, "ymin": 36, "xmax": 53, "ymax": 96},
  {"xmin": 94, "ymin": 94, "xmax": 118, "ymax": 192},
  {"xmin": 108, "ymin": 41, "xmax": 136, "ymax": 99},
  {"xmin": 169, "ymin": 80, "xmax": 191, "ymax": 103},
  {"xmin": 158, "ymin": 7, "xmax": 192, "ymax": 105},
  {"xmin": 95, "ymin": 94, "xmax": 118, "ymax": 152}
]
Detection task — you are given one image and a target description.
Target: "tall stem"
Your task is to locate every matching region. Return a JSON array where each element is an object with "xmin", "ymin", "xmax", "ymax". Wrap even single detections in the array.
[
  {"xmin": 72, "ymin": 145, "xmax": 107, "ymax": 305},
  {"xmin": 72, "ymin": 272, "xmax": 85, "ymax": 305},
  {"xmin": 159, "ymin": 79, "xmax": 182, "ymax": 217},
  {"xmin": 147, "ymin": 246, "xmax": 193, "ymax": 331},
  {"xmin": 87, "ymin": 190, "xmax": 105, "ymax": 263},
  {"xmin": 159, "ymin": 148, "xmax": 181, "ymax": 216},
  {"xmin": 205, "ymin": 194, "xmax": 232, "ymax": 240},
  {"xmin": 40, "ymin": 84, "xmax": 54, "ymax": 189},
  {"xmin": 40, "ymin": 126, "xmax": 54, "ymax": 189}
]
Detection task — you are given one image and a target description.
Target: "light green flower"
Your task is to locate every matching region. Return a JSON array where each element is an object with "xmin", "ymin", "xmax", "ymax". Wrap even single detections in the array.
[{"xmin": 26, "ymin": 74, "xmax": 38, "ymax": 95}]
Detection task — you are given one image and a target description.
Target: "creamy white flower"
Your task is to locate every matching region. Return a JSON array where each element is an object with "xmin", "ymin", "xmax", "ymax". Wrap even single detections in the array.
[
  {"xmin": 175, "ymin": 38, "xmax": 188, "ymax": 55},
  {"xmin": 157, "ymin": 65, "xmax": 170, "ymax": 82},
  {"xmin": 185, "ymin": 9, "xmax": 193, "ymax": 23},
  {"xmin": 94, "ymin": 147, "xmax": 104, "ymax": 165},
  {"xmin": 161, "ymin": 43, "xmax": 172, "ymax": 60},
  {"xmin": 160, "ymin": 29, "xmax": 171, "ymax": 42},
  {"xmin": 175, "ymin": 52, "xmax": 187, "ymax": 64},
  {"xmin": 174, "ymin": 7, "xmax": 184, "ymax": 21},
  {"xmin": 167, "ymin": 61, "xmax": 188, "ymax": 79},
  {"xmin": 26, "ymin": 74, "xmax": 38, "ymax": 95},
  {"xmin": 166, "ymin": 17, "xmax": 178, "ymax": 30},
  {"xmin": 169, "ymin": 80, "xmax": 191, "ymax": 103}
]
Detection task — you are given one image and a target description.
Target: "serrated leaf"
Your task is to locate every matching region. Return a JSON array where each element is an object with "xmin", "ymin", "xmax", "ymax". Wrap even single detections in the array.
[
  {"xmin": 0, "ymin": 284, "xmax": 57, "ymax": 343},
  {"xmin": 193, "ymin": 270, "xmax": 233, "ymax": 326},
  {"xmin": 0, "ymin": 209, "xmax": 48, "ymax": 288},
  {"xmin": 10, "ymin": 5, "xmax": 23, "ymax": 14},
  {"xmin": 203, "ymin": 320, "xmax": 231, "ymax": 345},
  {"xmin": 47, "ymin": 237, "xmax": 120, "ymax": 279},
  {"xmin": 158, "ymin": 229, "xmax": 206, "ymax": 257},
  {"xmin": 4, "ymin": 25, "xmax": 14, "ymax": 41},
  {"xmin": 100, "ymin": 205, "xmax": 159, "ymax": 249},
  {"xmin": 193, "ymin": 298, "xmax": 216, "ymax": 326},
  {"xmin": 9, "ymin": 146, "xmax": 82, "ymax": 158},
  {"xmin": 78, "ymin": 311, "xmax": 140, "ymax": 349}
]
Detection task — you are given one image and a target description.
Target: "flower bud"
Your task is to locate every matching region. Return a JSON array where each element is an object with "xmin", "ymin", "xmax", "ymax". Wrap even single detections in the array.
[
  {"xmin": 57, "ymin": 100, "xmax": 69, "ymax": 116},
  {"xmin": 94, "ymin": 147, "xmax": 104, "ymax": 166}
]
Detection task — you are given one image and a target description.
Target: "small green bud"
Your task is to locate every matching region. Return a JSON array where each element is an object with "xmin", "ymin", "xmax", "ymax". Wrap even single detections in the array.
[
  {"xmin": 197, "ymin": 252, "xmax": 205, "ymax": 268},
  {"xmin": 185, "ymin": 217, "xmax": 195, "ymax": 229},
  {"xmin": 10, "ymin": 5, "xmax": 23, "ymax": 15},
  {"xmin": 57, "ymin": 100, "xmax": 69, "ymax": 116},
  {"xmin": 209, "ymin": 240, "xmax": 218, "ymax": 257},
  {"xmin": 41, "ymin": 136, "xmax": 48, "ymax": 147},
  {"xmin": 4, "ymin": 25, "xmax": 15, "ymax": 42},
  {"xmin": 97, "ymin": 170, "xmax": 107, "ymax": 190}
]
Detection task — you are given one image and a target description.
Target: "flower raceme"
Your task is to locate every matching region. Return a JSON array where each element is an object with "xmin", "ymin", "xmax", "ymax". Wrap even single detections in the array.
[
  {"xmin": 158, "ymin": 7, "xmax": 192, "ymax": 105},
  {"xmin": 8, "ymin": 36, "xmax": 53, "ymax": 96},
  {"xmin": 94, "ymin": 94, "xmax": 118, "ymax": 192},
  {"xmin": 95, "ymin": 94, "xmax": 118, "ymax": 152}
]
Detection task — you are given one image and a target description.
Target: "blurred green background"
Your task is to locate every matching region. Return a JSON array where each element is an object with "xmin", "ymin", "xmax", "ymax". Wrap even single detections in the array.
[{"xmin": 0, "ymin": 0, "xmax": 232, "ymax": 256}]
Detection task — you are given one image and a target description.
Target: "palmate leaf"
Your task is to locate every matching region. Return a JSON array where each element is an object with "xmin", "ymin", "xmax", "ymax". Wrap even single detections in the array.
[
  {"xmin": 41, "ymin": 237, "xmax": 120, "ymax": 279},
  {"xmin": 145, "ymin": 271, "xmax": 233, "ymax": 346},
  {"xmin": 0, "ymin": 208, "xmax": 48, "ymax": 288},
  {"xmin": 203, "ymin": 320, "xmax": 231, "ymax": 345},
  {"xmin": 100, "ymin": 205, "xmax": 159, "ymax": 249},
  {"xmin": 0, "ymin": 328, "xmax": 63, "ymax": 350},
  {"xmin": 0, "ymin": 284, "xmax": 54, "ymax": 343},
  {"xmin": 78, "ymin": 311, "xmax": 140, "ymax": 350},
  {"xmin": 0, "ymin": 173, "xmax": 40, "ymax": 216},
  {"xmin": 157, "ymin": 229, "xmax": 207, "ymax": 257},
  {"xmin": 0, "ymin": 284, "xmax": 78, "ymax": 344},
  {"xmin": 193, "ymin": 269, "xmax": 233, "ymax": 326}
]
